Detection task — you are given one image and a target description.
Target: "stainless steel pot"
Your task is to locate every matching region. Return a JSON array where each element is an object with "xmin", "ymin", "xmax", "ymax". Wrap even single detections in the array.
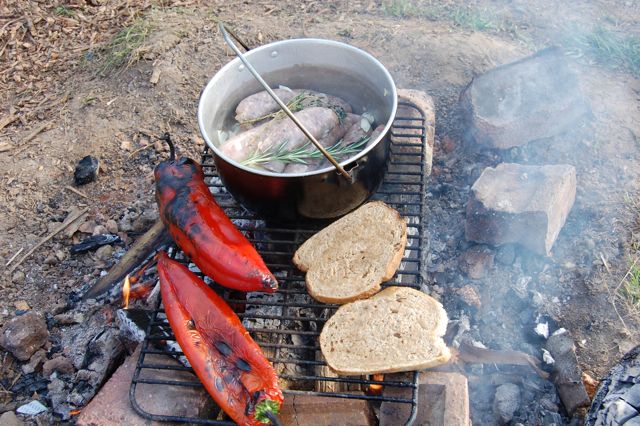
[{"xmin": 197, "ymin": 38, "xmax": 397, "ymax": 221}]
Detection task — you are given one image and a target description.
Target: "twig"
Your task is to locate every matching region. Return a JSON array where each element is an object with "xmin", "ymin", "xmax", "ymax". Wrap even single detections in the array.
[
  {"xmin": 11, "ymin": 121, "xmax": 51, "ymax": 156},
  {"xmin": 5, "ymin": 247, "xmax": 24, "ymax": 267},
  {"xmin": 128, "ymin": 143, "xmax": 154, "ymax": 158},
  {"xmin": 9, "ymin": 372, "xmax": 22, "ymax": 389},
  {"xmin": 600, "ymin": 252, "xmax": 611, "ymax": 273},
  {"xmin": 0, "ymin": 114, "xmax": 16, "ymax": 131},
  {"xmin": 65, "ymin": 185, "xmax": 89, "ymax": 199},
  {"xmin": 20, "ymin": 121, "xmax": 49, "ymax": 144},
  {"xmin": 9, "ymin": 208, "xmax": 88, "ymax": 272}
]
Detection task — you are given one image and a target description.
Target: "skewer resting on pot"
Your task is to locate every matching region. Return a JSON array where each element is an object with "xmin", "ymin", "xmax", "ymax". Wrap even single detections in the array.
[{"xmin": 218, "ymin": 22, "xmax": 353, "ymax": 181}]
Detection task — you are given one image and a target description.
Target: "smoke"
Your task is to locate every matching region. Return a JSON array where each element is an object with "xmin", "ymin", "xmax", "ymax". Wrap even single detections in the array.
[{"xmin": 417, "ymin": 0, "xmax": 640, "ymax": 423}]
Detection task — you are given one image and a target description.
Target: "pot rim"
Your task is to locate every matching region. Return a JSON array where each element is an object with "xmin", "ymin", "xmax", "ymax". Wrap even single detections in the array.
[{"xmin": 197, "ymin": 38, "xmax": 397, "ymax": 178}]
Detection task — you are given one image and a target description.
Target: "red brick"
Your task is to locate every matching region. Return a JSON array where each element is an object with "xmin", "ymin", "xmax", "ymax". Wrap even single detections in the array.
[
  {"xmin": 380, "ymin": 372, "xmax": 470, "ymax": 426},
  {"xmin": 77, "ymin": 347, "xmax": 215, "ymax": 425},
  {"xmin": 279, "ymin": 394, "xmax": 375, "ymax": 426}
]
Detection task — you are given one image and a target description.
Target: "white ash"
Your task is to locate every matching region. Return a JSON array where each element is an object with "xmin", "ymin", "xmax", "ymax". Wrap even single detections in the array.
[
  {"xmin": 17, "ymin": 400, "xmax": 48, "ymax": 416},
  {"xmin": 542, "ymin": 349, "xmax": 555, "ymax": 365},
  {"xmin": 534, "ymin": 321, "xmax": 549, "ymax": 340}
]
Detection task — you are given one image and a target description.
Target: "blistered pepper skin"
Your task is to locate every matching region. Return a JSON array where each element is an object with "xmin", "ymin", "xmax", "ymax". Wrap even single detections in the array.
[
  {"xmin": 158, "ymin": 252, "xmax": 283, "ymax": 425},
  {"xmin": 154, "ymin": 156, "xmax": 277, "ymax": 293}
]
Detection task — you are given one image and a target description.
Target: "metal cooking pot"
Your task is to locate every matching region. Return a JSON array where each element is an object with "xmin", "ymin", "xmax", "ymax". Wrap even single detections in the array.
[{"xmin": 197, "ymin": 38, "xmax": 397, "ymax": 221}]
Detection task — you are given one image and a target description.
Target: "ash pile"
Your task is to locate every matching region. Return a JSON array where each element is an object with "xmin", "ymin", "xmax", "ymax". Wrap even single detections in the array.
[{"xmin": 426, "ymin": 46, "xmax": 637, "ymax": 425}]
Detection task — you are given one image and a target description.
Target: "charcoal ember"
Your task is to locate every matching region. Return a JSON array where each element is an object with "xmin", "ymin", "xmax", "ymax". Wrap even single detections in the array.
[
  {"xmin": 48, "ymin": 378, "xmax": 72, "ymax": 420},
  {"xmin": 11, "ymin": 373, "xmax": 49, "ymax": 395},
  {"xmin": 546, "ymin": 329, "xmax": 590, "ymax": 415},
  {"xmin": 73, "ymin": 155, "xmax": 99, "ymax": 185},
  {"xmin": 116, "ymin": 308, "xmax": 151, "ymax": 345},
  {"xmin": 22, "ymin": 349, "xmax": 47, "ymax": 374},
  {"xmin": 459, "ymin": 47, "xmax": 589, "ymax": 149},
  {"xmin": 465, "ymin": 163, "xmax": 576, "ymax": 256},
  {"xmin": 458, "ymin": 245, "xmax": 494, "ymax": 279},
  {"xmin": 494, "ymin": 383, "xmax": 521, "ymax": 424},
  {"xmin": 587, "ymin": 345, "xmax": 640, "ymax": 425},
  {"xmin": 456, "ymin": 284, "xmax": 482, "ymax": 308},
  {"xmin": 43, "ymin": 356, "xmax": 75, "ymax": 377},
  {"xmin": 0, "ymin": 312, "xmax": 49, "ymax": 361},
  {"xmin": 70, "ymin": 234, "xmax": 120, "ymax": 254},
  {"xmin": 84, "ymin": 328, "xmax": 125, "ymax": 384}
]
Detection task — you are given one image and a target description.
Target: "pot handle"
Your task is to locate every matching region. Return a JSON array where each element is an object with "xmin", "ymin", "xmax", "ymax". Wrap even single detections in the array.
[{"xmin": 218, "ymin": 22, "xmax": 353, "ymax": 181}]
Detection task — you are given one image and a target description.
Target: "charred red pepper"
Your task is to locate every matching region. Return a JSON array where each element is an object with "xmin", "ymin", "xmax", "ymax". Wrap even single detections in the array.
[
  {"xmin": 154, "ymin": 134, "xmax": 277, "ymax": 293},
  {"xmin": 158, "ymin": 251, "xmax": 283, "ymax": 425}
]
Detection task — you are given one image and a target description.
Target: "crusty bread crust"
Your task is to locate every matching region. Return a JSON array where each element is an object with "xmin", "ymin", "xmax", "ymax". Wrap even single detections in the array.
[
  {"xmin": 293, "ymin": 201, "xmax": 408, "ymax": 304},
  {"xmin": 319, "ymin": 287, "xmax": 450, "ymax": 375}
]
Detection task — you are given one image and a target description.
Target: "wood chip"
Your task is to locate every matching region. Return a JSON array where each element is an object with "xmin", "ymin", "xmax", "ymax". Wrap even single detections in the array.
[
  {"xmin": 65, "ymin": 185, "xmax": 89, "ymax": 199},
  {"xmin": 456, "ymin": 341, "xmax": 550, "ymax": 379},
  {"xmin": 14, "ymin": 300, "xmax": 30, "ymax": 310},
  {"xmin": 0, "ymin": 141, "xmax": 13, "ymax": 152},
  {"xmin": 149, "ymin": 67, "xmax": 161, "ymax": 84},
  {"xmin": 0, "ymin": 114, "xmax": 17, "ymax": 131},
  {"xmin": 9, "ymin": 207, "xmax": 88, "ymax": 272}
]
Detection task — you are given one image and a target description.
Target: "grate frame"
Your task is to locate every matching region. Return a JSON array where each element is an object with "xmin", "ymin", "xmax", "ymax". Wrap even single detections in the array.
[{"xmin": 130, "ymin": 99, "xmax": 429, "ymax": 425}]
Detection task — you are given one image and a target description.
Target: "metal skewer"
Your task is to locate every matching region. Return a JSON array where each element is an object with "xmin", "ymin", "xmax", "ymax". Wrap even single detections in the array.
[{"xmin": 218, "ymin": 22, "xmax": 352, "ymax": 180}]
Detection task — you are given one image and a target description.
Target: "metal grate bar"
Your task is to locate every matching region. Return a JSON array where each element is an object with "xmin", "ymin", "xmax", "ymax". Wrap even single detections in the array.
[{"xmin": 130, "ymin": 100, "xmax": 428, "ymax": 426}]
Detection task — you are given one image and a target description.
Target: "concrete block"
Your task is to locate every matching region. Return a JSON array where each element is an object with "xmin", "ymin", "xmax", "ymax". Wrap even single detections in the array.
[{"xmin": 465, "ymin": 163, "xmax": 576, "ymax": 255}]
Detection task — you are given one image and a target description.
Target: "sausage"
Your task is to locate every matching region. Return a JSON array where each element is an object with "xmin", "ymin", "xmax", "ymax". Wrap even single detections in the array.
[
  {"xmin": 221, "ymin": 107, "xmax": 339, "ymax": 165},
  {"xmin": 282, "ymin": 113, "xmax": 361, "ymax": 174},
  {"xmin": 235, "ymin": 88, "xmax": 301, "ymax": 123},
  {"xmin": 235, "ymin": 89, "xmax": 352, "ymax": 124}
]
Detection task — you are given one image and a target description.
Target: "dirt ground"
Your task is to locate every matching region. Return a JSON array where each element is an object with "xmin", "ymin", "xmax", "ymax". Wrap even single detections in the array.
[{"xmin": 1, "ymin": 0, "xmax": 639, "ymax": 423}]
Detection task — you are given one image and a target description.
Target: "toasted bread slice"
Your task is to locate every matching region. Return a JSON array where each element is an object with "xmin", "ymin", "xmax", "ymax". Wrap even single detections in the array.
[
  {"xmin": 319, "ymin": 286, "xmax": 450, "ymax": 375},
  {"xmin": 293, "ymin": 201, "xmax": 407, "ymax": 304}
]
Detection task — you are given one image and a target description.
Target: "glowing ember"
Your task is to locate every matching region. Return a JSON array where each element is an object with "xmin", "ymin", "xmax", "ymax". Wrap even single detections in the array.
[
  {"xmin": 366, "ymin": 374, "xmax": 384, "ymax": 395},
  {"xmin": 123, "ymin": 274, "xmax": 131, "ymax": 309}
]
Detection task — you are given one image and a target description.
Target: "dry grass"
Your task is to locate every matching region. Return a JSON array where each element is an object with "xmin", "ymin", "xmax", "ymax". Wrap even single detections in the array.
[
  {"xmin": 0, "ymin": 0, "xmax": 153, "ymax": 127},
  {"xmin": 568, "ymin": 26, "xmax": 640, "ymax": 77},
  {"xmin": 96, "ymin": 18, "xmax": 151, "ymax": 76},
  {"xmin": 608, "ymin": 192, "xmax": 640, "ymax": 328}
]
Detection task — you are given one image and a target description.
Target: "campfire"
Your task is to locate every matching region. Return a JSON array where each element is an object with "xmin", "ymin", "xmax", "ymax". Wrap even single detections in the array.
[{"xmin": 2, "ymin": 7, "xmax": 640, "ymax": 426}]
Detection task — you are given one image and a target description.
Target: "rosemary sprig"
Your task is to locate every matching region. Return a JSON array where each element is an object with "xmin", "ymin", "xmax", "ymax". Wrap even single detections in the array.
[
  {"xmin": 239, "ymin": 92, "xmax": 317, "ymax": 125},
  {"xmin": 242, "ymin": 135, "xmax": 371, "ymax": 168},
  {"xmin": 239, "ymin": 91, "xmax": 347, "ymax": 125}
]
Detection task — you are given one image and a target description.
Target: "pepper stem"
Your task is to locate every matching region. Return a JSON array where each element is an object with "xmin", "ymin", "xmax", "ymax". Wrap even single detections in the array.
[
  {"xmin": 254, "ymin": 399, "xmax": 281, "ymax": 425},
  {"xmin": 159, "ymin": 132, "xmax": 175, "ymax": 161}
]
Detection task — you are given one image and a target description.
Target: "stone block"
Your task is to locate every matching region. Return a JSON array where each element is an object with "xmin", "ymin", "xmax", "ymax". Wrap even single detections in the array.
[
  {"xmin": 77, "ymin": 347, "xmax": 215, "ymax": 425},
  {"xmin": 380, "ymin": 372, "xmax": 470, "ymax": 426},
  {"xmin": 279, "ymin": 394, "xmax": 375, "ymax": 426},
  {"xmin": 465, "ymin": 163, "xmax": 576, "ymax": 256},
  {"xmin": 459, "ymin": 47, "xmax": 589, "ymax": 149}
]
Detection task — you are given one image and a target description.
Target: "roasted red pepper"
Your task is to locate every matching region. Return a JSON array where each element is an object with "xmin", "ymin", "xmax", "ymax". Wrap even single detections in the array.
[
  {"xmin": 154, "ymin": 134, "xmax": 277, "ymax": 293},
  {"xmin": 158, "ymin": 251, "xmax": 283, "ymax": 425}
]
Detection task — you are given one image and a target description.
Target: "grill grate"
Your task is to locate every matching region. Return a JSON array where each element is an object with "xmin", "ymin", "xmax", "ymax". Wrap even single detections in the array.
[{"xmin": 130, "ymin": 100, "xmax": 429, "ymax": 425}]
